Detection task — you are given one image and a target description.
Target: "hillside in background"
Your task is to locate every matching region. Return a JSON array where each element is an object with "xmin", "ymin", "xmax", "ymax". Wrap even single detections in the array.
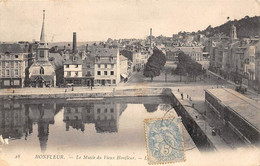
[{"xmin": 200, "ymin": 16, "xmax": 260, "ymax": 38}]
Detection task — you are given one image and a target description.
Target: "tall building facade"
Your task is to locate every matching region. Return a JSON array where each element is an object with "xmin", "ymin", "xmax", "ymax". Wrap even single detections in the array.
[
  {"xmin": 94, "ymin": 48, "xmax": 120, "ymax": 86},
  {"xmin": 0, "ymin": 44, "xmax": 26, "ymax": 88}
]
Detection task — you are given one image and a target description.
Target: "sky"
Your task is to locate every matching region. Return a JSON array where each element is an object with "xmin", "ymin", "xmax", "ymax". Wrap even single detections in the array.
[{"xmin": 0, "ymin": 0, "xmax": 260, "ymax": 42}]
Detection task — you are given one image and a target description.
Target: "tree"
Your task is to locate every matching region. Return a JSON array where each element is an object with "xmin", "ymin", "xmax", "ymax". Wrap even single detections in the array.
[
  {"xmin": 175, "ymin": 51, "xmax": 204, "ymax": 82},
  {"xmin": 143, "ymin": 48, "xmax": 166, "ymax": 81}
]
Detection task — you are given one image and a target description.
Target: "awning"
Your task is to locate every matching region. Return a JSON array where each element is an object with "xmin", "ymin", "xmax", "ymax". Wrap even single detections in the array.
[
  {"xmin": 121, "ymin": 74, "xmax": 128, "ymax": 79},
  {"xmin": 41, "ymin": 75, "xmax": 53, "ymax": 82},
  {"xmin": 30, "ymin": 75, "xmax": 53, "ymax": 82}
]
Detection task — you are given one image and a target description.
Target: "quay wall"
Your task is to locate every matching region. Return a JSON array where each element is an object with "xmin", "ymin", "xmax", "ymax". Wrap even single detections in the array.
[
  {"xmin": 0, "ymin": 88, "xmax": 164, "ymax": 100},
  {"xmin": 162, "ymin": 88, "xmax": 218, "ymax": 151}
]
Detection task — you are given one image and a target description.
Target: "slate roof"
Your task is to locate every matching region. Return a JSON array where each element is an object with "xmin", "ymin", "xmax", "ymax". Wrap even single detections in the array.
[
  {"xmin": 64, "ymin": 54, "xmax": 83, "ymax": 65},
  {"xmin": 0, "ymin": 44, "xmax": 24, "ymax": 53},
  {"xmin": 93, "ymin": 48, "xmax": 118, "ymax": 57}
]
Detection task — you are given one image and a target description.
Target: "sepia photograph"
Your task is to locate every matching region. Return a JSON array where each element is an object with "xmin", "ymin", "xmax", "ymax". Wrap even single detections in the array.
[{"xmin": 0, "ymin": 0, "xmax": 260, "ymax": 165}]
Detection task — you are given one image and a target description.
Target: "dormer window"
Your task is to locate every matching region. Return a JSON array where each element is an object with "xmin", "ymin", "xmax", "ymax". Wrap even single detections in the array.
[
  {"xmin": 110, "ymin": 56, "xmax": 113, "ymax": 61},
  {"xmin": 73, "ymin": 56, "xmax": 77, "ymax": 61}
]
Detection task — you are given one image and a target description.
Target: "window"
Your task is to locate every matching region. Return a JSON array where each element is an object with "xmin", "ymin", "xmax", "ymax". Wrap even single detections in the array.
[
  {"xmin": 110, "ymin": 71, "xmax": 114, "ymax": 75},
  {"xmin": 97, "ymin": 108, "xmax": 101, "ymax": 114},
  {"xmin": 87, "ymin": 71, "xmax": 91, "ymax": 76},
  {"xmin": 6, "ymin": 70, "xmax": 9, "ymax": 76},
  {"xmin": 110, "ymin": 108, "xmax": 114, "ymax": 113},
  {"xmin": 67, "ymin": 71, "xmax": 71, "ymax": 76},
  {"xmin": 15, "ymin": 70, "xmax": 18, "ymax": 75},
  {"xmin": 6, "ymin": 62, "xmax": 9, "ymax": 68},
  {"xmin": 75, "ymin": 64, "xmax": 78, "ymax": 68},
  {"xmin": 111, "ymin": 64, "xmax": 114, "ymax": 68},
  {"xmin": 75, "ymin": 71, "xmax": 78, "ymax": 76},
  {"xmin": 40, "ymin": 67, "xmax": 44, "ymax": 74},
  {"xmin": 113, "ymin": 79, "xmax": 116, "ymax": 84},
  {"xmin": 87, "ymin": 65, "xmax": 90, "ymax": 68},
  {"xmin": 14, "ymin": 80, "xmax": 20, "ymax": 86},
  {"xmin": 97, "ymin": 71, "xmax": 101, "ymax": 75},
  {"xmin": 39, "ymin": 51, "xmax": 44, "ymax": 57},
  {"xmin": 66, "ymin": 64, "xmax": 69, "ymax": 68},
  {"xmin": 15, "ymin": 62, "xmax": 18, "ymax": 68},
  {"xmin": 104, "ymin": 71, "xmax": 107, "ymax": 75},
  {"xmin": 104, "ymin": 108, "xmax": 107, "ymax": 113},
  {"xmin": 15, "ymin": 55, "xmax": 18, "ymax": 58},
  {"xmin": 73, "ymin": 57, "xmax": 77, "ymax": 61},
  {"xmin": 105, "ymin": 64, "xmax": 107, "ymax": 68},
  {"xmin": 98, "ymin": 64, "xmax": 101, "ymax": 68},
  {"xmin": 107, "ymin": 80, "xmax": 111, "ymax": 84}
]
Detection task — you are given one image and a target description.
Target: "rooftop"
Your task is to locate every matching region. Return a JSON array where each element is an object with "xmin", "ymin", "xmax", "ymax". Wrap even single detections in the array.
[
  {"xmin": 64, "ymin": 54, "xmax": 83, "ymax": 65},
  {"xmin": 166, "ymin": 46, "xmax": 203, "ymax": 53},
  {"xmin": 94, "ymin": 48, "xmax": 118, "ymax": 57},
  {"xmin": 205, "ymin": 88, "xmax": 260, "ymax": 132},
  {"xmin": 0, "ymin": 44, "xmax": 25, "ymax": 53}
]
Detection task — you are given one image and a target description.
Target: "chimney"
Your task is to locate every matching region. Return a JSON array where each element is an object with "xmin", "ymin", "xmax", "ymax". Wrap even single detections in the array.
[
  {"xmin": 150, "ymin": 28, "xmax": 152, "ymax": 48},
  {"xmin": 73, "ymin": 32, "xmax": 77, "ymax": 53}
]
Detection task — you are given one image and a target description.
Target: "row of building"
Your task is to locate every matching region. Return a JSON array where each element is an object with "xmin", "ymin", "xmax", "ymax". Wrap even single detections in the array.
[
  {"xmin": 207, "ymin": 24, "xmax": 260, "ymax": 90},
  {"xmin": 0, "ymin": 11, "xmax": 151, "ymax": 88}
]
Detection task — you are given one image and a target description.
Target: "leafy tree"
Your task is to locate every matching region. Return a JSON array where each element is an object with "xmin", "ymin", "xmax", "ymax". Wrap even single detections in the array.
[
  {"xmin": 143, "ymin": 48, "xmax": 166, "ymax": 81},
  {"xmin": 175, "ymin": 51, "xmax": 203, "ymax": 81}
]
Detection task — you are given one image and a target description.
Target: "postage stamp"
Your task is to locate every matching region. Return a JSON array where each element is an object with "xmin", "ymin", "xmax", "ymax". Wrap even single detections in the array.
[{"xmin": 144, "ymin": 117, "xmax": 185, "ymax": 165}]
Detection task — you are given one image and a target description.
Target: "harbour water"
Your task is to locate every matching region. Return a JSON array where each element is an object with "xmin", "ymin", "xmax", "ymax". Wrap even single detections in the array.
[{"xmin": 0, "ymin": 97, "xmax": 174, "ymax": 153}]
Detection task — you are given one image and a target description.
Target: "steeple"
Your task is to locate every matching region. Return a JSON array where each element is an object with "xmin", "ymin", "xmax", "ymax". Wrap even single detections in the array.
[
  {"xmin": 40, "ymin": 10, "xmax": 47, "ymax": 46},
  {"xmin": 230, "ymin": 24, "xmax": 237, "ymax": 42},
  {"xmin": 36, "ymin": 10, "xmax": 49, "ymax": 61}
]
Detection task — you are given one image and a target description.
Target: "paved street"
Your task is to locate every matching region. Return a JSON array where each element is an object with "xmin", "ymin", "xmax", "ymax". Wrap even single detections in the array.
[
  {"xmin": 1, "ymin": 70, "xmax": 259, "ymax": 102},
  {"xmin": 125, "ymin": 70, "xmax": 260, "ymax": 102}
]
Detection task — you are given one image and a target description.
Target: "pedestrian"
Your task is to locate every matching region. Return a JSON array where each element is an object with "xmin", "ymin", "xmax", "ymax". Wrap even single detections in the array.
[{"xmin": 181, "ymin": 93, "xmax": 183, "ymax": 100}]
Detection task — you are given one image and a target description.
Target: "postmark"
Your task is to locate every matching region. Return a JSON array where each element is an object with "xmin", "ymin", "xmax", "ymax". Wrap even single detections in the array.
[{"xmin": 144, "ymin": 117, "xmax": 185, "ymax": 165}]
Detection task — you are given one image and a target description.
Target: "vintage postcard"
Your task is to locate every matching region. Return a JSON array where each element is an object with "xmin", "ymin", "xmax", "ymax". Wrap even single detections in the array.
[{"xmin": 0, "ymin": 0, "xmax": 260, "ymax": 166}]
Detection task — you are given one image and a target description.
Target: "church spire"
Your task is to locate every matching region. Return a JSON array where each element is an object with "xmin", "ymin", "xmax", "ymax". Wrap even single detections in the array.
[{"xmin": 40, "ymin": 10, "xmax": 46, "ymax": 44}]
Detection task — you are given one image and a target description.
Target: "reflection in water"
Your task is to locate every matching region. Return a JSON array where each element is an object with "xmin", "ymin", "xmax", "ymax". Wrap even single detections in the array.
[
  {"xmin": 0, "ymin": 102, "xmax": 60, "ymax": 152},
  {"xmin": 63, "ymin": 102, "xmax": 127, "ymax": 133},
  {"xmin": 143, "ymin": 104, "xmax": 159, "ymax": 112},
  {"xmin": 0, "ymin": 98, "xmax": 171, "ymax": 153},
  {"xmin": 0, "ymin": 100, "xmax": 131, "ymax": 152}
]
